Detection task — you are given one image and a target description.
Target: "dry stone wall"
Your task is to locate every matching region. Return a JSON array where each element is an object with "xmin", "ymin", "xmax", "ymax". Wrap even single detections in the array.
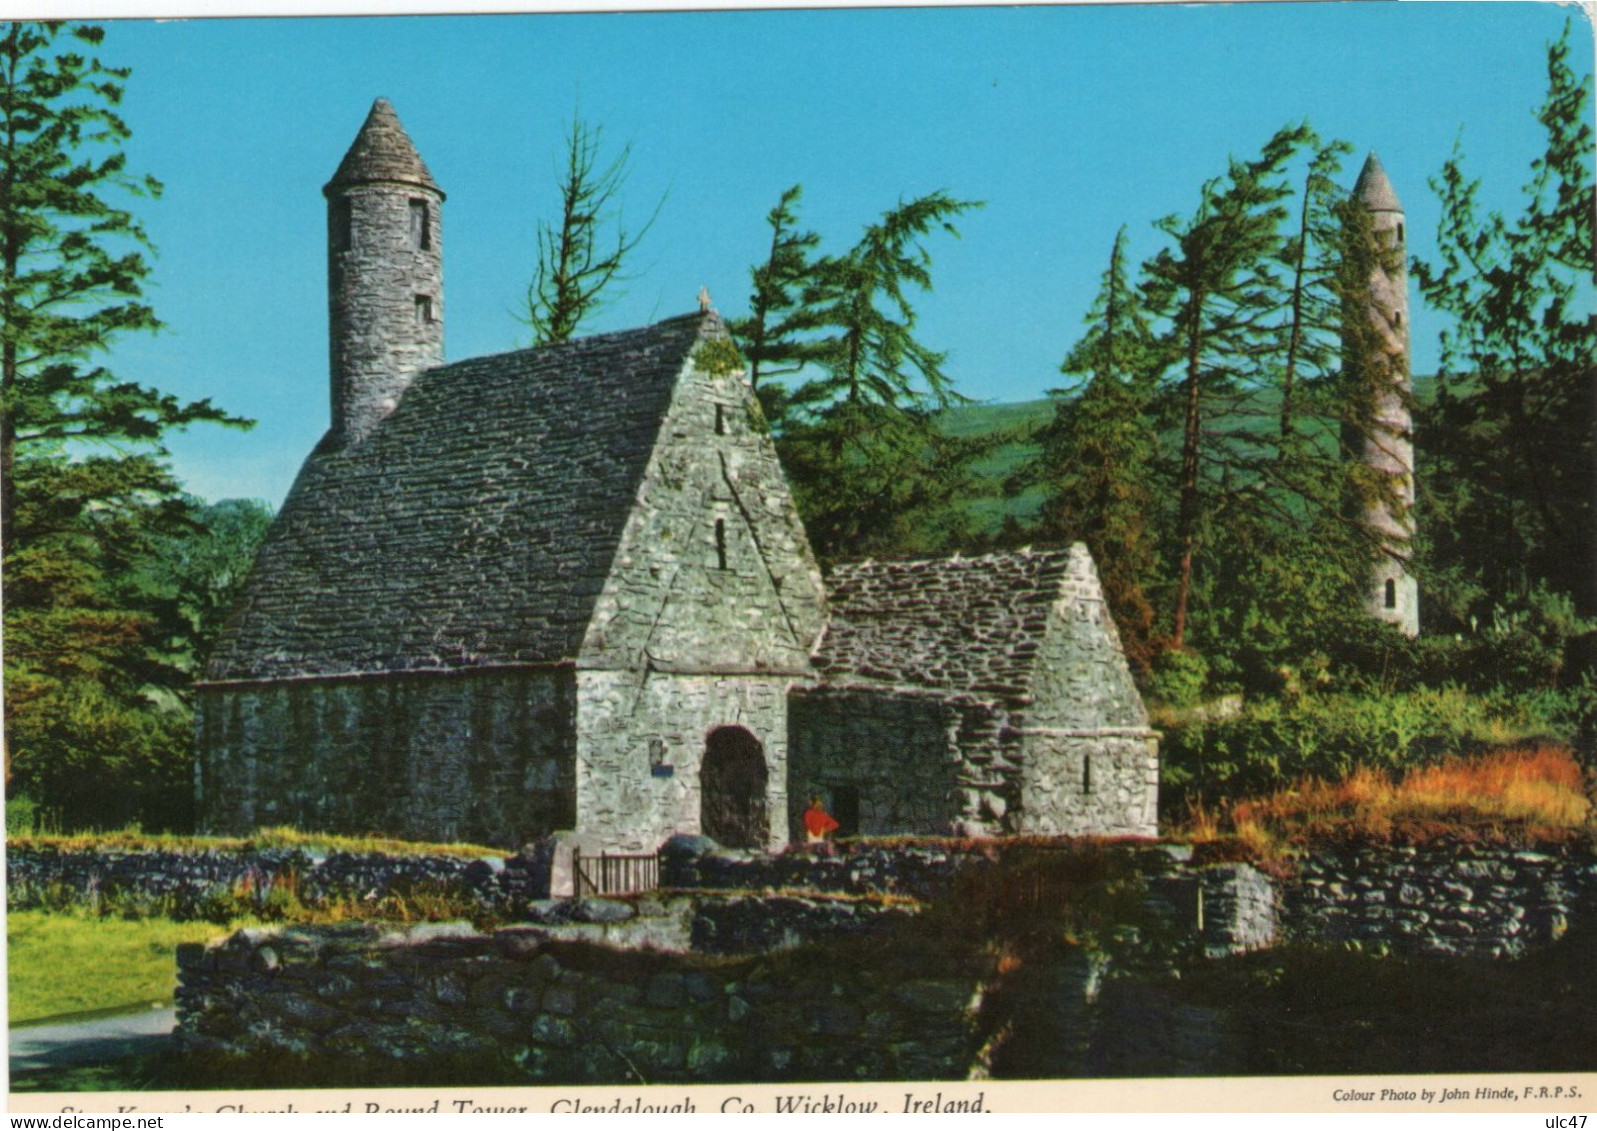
[
  {"xmin": 175, "ymin": 915, "xmax": 990, "ymax": 1084},
  {"xmin": 1281, "ymin": 842, "xmax": 1597, "ymax": 958},
  {"xmin": 6, "ymin": 846, "xmax": 545, "ymax": 919}
]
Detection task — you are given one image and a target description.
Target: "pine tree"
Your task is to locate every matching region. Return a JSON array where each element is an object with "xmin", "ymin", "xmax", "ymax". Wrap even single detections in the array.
[
  {"xmin": 1413, "ymin": 20, "xmax": 1596, "ymax": 620},
  {"xmin": 1141, "ymin": 124, "xmax": 1311, "ymax": 649},
  {"xmin": 523, "ymin": 112, "xmax": 661, "ymax": 345},
  {"xmin": 725, "ymin": 184, "xmax": 821, "ymax": 422},
  {"xmin": 1, "ymin": 21, "xmax": 249, "ymax": 826},
  {"xmin": 1020, "ymin": 227, "xmax": 1165, "ymax": 669},
  {"xmin": 730, "ymin": 190, "xmax": 986, "ymax": 563}
]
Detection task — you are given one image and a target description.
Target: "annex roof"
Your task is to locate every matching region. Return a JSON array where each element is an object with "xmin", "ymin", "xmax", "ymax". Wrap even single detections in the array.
[
  {"xmin": 206, "ymin": 312, "xmax": 716, "ymax": 682},
  {"xmin": 813, "ymin": 546, "xmax": 1077, "ymax": 702}
]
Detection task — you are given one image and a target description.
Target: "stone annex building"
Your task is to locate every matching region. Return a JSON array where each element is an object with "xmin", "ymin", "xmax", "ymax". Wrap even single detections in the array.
[{"xmin": 197, "ymin": 99, "xmax": 1164, "ymax": 852}]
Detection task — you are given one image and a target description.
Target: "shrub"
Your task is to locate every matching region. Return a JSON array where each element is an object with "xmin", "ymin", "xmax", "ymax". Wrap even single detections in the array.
[
  {"xmin": 1159, "ymin": 686, "xmax": 1559, "ymax": 810},
  {"xmin": 1144, "ymin": 648, "xmax": 1209, "ymax": 709}
]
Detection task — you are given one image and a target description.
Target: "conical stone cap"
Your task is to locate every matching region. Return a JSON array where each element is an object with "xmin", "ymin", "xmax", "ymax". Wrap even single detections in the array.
[
  {"xmin": 323, "ymin": 98, "xmax": 444, "ymax": 198},
  {"xmin": 1354, "ymin": 152, "xmax": 1401, "ymax": 213}
]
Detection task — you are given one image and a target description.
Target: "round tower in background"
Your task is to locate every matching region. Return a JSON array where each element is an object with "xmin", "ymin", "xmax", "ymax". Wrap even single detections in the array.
[
  {"xmin": 324, "ymin": 98, "xmax": 445, "ymax": 445},
  {"xmin": 1350, "ymin": 152, "xmax": 1419, "ymax": 636}
]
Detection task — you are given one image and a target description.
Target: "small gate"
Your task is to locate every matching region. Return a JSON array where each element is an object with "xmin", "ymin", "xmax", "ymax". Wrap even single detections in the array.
[{"xmin": 572, "ymin": 849, "xmax": 660, "ymax": 897}]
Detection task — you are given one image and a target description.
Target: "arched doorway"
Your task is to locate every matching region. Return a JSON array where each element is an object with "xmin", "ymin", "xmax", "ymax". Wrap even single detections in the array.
[{"xmin": 700, "ymin": 726, "xmax": 768, "ymax": 849}]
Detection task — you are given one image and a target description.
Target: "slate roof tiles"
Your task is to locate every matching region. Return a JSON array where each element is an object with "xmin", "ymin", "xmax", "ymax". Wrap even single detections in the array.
[
  {"xmin": 812, "ymin": 547, "xmax": 1077, "ymax": 702},
  {"xmin": 206, "ymin": 312, "xmax": 713, "ymax": 682}
]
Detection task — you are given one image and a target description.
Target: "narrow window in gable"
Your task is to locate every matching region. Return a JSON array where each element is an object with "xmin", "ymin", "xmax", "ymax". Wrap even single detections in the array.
[
  {"xmin": 332, "ymin": 199, "xmax": 352, "ymax": 252},
  {"xmin": 409, "ymin": 198, "xmax": 431, "ymax": 251},
  {"xmin": 715, "ymin": 518, "xmax": 727, "ymax": 571}
]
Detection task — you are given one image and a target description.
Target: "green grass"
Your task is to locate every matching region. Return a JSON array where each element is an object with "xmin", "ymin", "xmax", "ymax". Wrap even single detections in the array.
[
  {"xmin": 7, "ymin": 911, "xmax": 248, "ymax": 1024},
  {"xmin": 8, "ymin": 824, "xmax": 503, "ymax": 858}
]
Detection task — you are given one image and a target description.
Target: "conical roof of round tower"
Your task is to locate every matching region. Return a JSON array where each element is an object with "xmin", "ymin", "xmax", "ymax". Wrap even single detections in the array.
[
  {"xmin": 1353, "ymin": 151, "xmax": 1401, "ymax": 213},
  {"xmin": 323, "ymin": 98, "xmax": 444, "ymax": 198}
]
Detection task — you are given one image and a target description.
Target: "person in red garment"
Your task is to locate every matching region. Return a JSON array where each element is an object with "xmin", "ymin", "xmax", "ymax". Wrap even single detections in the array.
[{"xmin": 802, "ymin": 795, "xmax": 841, "ymax": 855}]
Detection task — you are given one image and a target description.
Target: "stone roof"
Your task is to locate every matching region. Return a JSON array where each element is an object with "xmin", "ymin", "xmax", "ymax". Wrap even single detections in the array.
[
  {"xmin": 206, "ymin": 312, "xmax": 716, "ymax": 682},
  {"xmin": 813, "ymin": 546, "xmax": 1078, "ymax": 701},
  {"xmin": 324, "ymin": 98, "xmax": 443, "ymax": 198},
  {"xmin": 1353, "ymin": 152, "xmax": 1402, "ymax": 213}
]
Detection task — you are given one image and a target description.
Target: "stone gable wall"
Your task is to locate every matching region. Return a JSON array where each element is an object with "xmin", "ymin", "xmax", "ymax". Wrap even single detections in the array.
[
  {"xmin": 579, "ymin": 355, "xmax": 825, "ymax": 675},
  {"xmin": 1022, "ymin": 547, "xmax": 1149, "ymax": 732},
  {"xmin": 197, "ymin": 668, "xmax": 576, "ymax": 849},
  {"xmin": 1015, "ymin": 731, "xmax": 1159, "ymax": 837}
]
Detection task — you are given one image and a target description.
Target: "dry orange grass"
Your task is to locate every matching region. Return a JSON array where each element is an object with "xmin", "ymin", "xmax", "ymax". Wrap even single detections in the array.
[{"xmin": 1225, "ymin": 745, "xmax": 1592, "ymax": 848}]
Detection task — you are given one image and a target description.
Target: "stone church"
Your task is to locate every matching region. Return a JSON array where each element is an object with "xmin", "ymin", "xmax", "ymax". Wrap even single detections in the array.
[{"xmin": 196, "ymin": 99, "xmax": 1160, "ymax": 852}]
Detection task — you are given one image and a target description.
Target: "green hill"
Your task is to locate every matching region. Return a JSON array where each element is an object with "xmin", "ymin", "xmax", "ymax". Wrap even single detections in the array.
[{"xmin": 935, "ymin": 375, "xmax": 1437, "ymax": 537}]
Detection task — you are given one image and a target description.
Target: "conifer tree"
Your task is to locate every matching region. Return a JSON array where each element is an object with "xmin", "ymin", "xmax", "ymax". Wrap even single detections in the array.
[
  {"xmin": 1020, "ymin": 227, "xmax": 1164, "ymax": 669},
  {"xmin": 725, "ymin": 184, "xmax": 821, "ymax": 422},
  {"xmin": 1141, "ymin": 124, "xmax": 1311, "ymax": 649},
  {"xmin": 1414, "ymin": 20, "xmax": 1596, "ymax": 619},
  {"xmin": 1, "ymin": 21, "xmax": 249, "ymax": 825},
  {"xmin": 733, "ymin": 189, "xmax": 986, "ymax": 563},
  {"xmin": 523, "ymin": 113, "xmax": 661, "ymax": 345}
]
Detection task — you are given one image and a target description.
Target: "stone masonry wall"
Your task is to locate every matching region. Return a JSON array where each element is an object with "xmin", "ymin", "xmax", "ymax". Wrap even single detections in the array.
[
  {"xmin": 575, "ymin": 671, "xmax": 792, "ymax": 854},
  {"xmin": 578, "ymin": 354, "xmax": 826, "ymax": 676},
  {"xmin": 1282, "ymin": 842, "xmax": 1597, "ymax": 959},
  {"xmin": 6, "ymin": 846, "xmax": 546, "ymax": 919},
  {"xmin": 1016, "ymin": 731, "xmax": 1159, "ymax": 837},
  {"xmin": 174, "ymin": 918, "xmax": 991, "ymax": 1084},
  {"xmin": 328, "ymin": 181, "xmax": 444, "ymax": 445},
  {"xmin": 197, "ymin": 668, "xmax": 576, "ymax": 849},
  {"xmin": 787, "ymin": 686, "xmax": 1016, "ymax": 837}
]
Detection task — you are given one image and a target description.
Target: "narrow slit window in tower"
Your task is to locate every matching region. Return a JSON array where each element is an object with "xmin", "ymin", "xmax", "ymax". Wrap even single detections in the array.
[
  {"xmin": 1392, "ymin": 310, "xmax": 1403, "ymax": 329},
  {"xmin": 715, "ymin": 518, "xmax": 728, "ymax": 570},
  {"xmin": 414, "ymin": 294, "xmax": 433, "ymax": 326},
  {"xmin": 332, "ymin": 199, "xmax": 352, "ymax": 252},
  {"xmin": 1082, "ymin": 754, "xmax": 1093, "ymax": 795},
  {"xmin": 1396, "ymin": 221, "xmax": 1405, "ymax": 244},
  {"xmin": 1385, "ymin": 578, "xmax": 1397, "ymax": 609},
  {"xmin": 715, "ymin": 404, "xmax": 726, "ymax": 435},
  {"xmin": 409, "ymin": 199, "xmax": 431, "ymax": 251}
]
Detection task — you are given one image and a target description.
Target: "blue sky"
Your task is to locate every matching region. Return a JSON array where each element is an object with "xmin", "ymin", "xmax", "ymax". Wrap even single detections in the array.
[{"xmin": 83, "ymin": 3, "xmax": 1591, "ymax": 506}]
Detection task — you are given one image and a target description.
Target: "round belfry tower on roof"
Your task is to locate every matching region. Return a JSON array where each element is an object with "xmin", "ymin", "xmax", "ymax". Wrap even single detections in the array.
[
  {"xmin": 324, "ymin": 98, "xmax": 445, "ymax": 445},
  {"xmin": 1349, "ymin": 152, "xmax": 1419, "ymax": 636}
]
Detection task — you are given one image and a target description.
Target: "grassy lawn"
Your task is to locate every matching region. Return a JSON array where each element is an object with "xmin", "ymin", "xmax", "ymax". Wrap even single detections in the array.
[{"xmin": 7, "ymin": 911, "xmax": 245, "ymax": 1025}]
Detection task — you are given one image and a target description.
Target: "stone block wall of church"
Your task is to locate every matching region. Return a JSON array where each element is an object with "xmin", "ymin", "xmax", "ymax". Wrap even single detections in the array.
[
  {"xmin": 196, "ymin": 668, "xmax": 576, "ymax": 849},
  {"xmin": 1014, "ymin": 731, "xmax": 1160, "ymax": 837},
  {"xmin": 787, "ymin": 687, "xmax": 980, "ymax": 837},
  {"xmin": 574, "ymin": 671, "xmax": 792, "ymax": 854}
]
